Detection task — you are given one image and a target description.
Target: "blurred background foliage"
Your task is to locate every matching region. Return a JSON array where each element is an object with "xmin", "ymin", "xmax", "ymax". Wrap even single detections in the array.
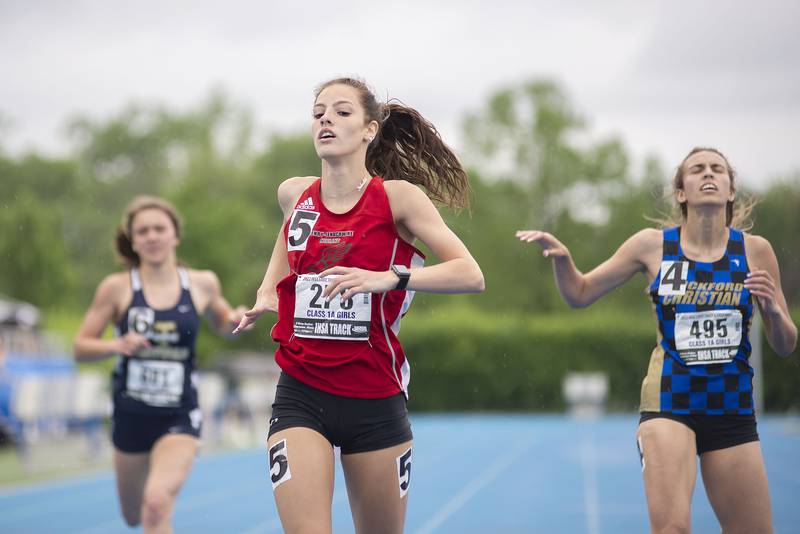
[{"xmin": 2, "ymin": 78, "xmax": 798, "ymax": 410}]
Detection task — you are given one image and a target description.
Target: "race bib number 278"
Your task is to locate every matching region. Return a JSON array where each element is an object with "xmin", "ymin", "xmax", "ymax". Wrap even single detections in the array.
[{"xmin": 293, "ymin": 274, "xmax": 371, "ymax": 341}]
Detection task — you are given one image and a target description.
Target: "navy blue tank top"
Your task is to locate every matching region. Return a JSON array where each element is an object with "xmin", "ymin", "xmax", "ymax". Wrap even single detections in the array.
[
  {"xmin": 112, "ymin": 268, "xmax": 200, "ymax": 414},
  {"xmin": 640, "ymin": 227, "xmax": 755, "ymax": 415}
]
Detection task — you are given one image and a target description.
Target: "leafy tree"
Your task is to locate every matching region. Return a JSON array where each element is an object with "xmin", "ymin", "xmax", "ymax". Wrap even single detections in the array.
[
  {"xmin": 463, "ymin": 80, "xmax": 629, "ymax": 229},
  {"xmin": 752, "ymin": 175, "xmax": 800, "ymax": 306},
  {"xmin": 0, "ymin": 190, "xmax": 72, "ymax": 306}
]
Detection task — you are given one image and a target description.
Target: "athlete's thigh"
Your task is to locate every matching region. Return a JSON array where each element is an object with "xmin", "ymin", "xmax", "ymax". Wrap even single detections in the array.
[
  {"xmin": 637, "ymin": 418, "xmax": 697, "ymax": 531},
  {"xmin": 341, "ymin": 440, "xmax": 413, "ymax": 534},
  {"xmin": 700, "ymin": 441, "xmax": 772, "ymax": 534},
  {"xmin": 145, "ymin": 433, "xmax": 199, "ymax": 497},
  {"xmin": 268, "ymin": 427, "xmax": 335, "ymax": 534},
  {"xmin": 113, "ymin": 448, "xmax": 151, "ymax": 525}
]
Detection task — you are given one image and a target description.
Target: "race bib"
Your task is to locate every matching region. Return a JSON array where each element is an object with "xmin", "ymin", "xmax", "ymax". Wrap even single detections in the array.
[
  {"xmin": 293, "ymin": 274, "xmax": 371, "ymax": 340},
  {"xmin": 674, "ymin": 309, "xmax": 742, "ymax": 365},
  {"xmin": 126, "ymin": 359, "xmax": 184, "ymax": 407}
]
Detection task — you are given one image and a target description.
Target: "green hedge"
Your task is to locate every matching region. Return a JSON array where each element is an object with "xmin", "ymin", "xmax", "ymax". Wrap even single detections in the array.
[{"xmin": 401, "ymin": 307, "xmax": 800, "ymax": 412}]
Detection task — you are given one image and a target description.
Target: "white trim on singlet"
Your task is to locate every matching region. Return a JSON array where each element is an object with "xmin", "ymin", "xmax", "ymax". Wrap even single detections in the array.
[
  {"xmin": 177, "ymin": 267, "xmax": 190, "ymax": 290},
  {"xmin": 131, "ymin": 267, "xmax": 189, "ymax": 290},
  {"xmin": 380, "ymin": 238, "xmax": 403, "ymax": 395},
  {"xmin": 390, "ymin": 252, "xmax": 424, "ymax": 336},
  {"xmin": 130, "ymin": 268, "xmax": 142, "ymax": 291},
  {"xmin": 391, "ymin": 251, "xmax": 423, "ymax": 396}
]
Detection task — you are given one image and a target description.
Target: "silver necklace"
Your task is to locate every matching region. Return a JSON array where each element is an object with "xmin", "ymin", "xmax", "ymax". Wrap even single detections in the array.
[{"xmin": 326, "ymin": 177, "xmax": 369, "ymax": 199}]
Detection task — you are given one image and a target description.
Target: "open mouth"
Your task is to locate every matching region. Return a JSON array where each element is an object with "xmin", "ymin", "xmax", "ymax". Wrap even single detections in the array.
[
  {"xmin": 700, "ymin": 184, "xmax": 717, "ymax": 192},
  {"xmin": 318, "ymin": 129, "xmax": 336, "ymax": 140}
]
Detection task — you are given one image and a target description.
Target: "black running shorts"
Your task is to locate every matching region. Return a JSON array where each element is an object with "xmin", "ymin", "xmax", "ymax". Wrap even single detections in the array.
[
  {"xmin": 112, "ymin": 407, "xmax": 202, "ymax": 453},
  {"xmin": 268, "ymin": 372, "xmax": 412, "ymax": 454},
  {"xmin": 639, "ymin": 411, "xmax": 759, "ymax": 454}
]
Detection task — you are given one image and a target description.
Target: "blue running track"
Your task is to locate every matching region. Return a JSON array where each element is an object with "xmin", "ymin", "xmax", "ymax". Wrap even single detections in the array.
[{"xmin": 1, "ymin": 414, "xmax": 798, "ymax": 533}]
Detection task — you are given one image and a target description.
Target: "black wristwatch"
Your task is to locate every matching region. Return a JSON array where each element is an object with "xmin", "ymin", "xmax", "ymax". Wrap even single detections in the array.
[{"xmin": 391, "ymin": 264, "xmax": 411, "ymax": 290}]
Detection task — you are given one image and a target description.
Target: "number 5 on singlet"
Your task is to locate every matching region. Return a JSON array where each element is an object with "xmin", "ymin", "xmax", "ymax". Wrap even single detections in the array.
[{"xmin": 287, "ymin": 210, "xmax": 319, "ymax": 252}]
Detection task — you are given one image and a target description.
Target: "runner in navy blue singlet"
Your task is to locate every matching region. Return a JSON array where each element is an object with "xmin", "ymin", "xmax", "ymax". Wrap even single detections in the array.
[
  {"xmin": 74, "ymin": 196, "xmax": 249, "ymax": 533},
  {"xmin": 517, "ymin": 148, "xmax": 796, "ymax": 533}
]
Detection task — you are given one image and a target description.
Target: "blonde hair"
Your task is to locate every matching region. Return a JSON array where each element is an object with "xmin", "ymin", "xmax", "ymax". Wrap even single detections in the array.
[{"xmin": 651, "ymin": 147, "xmax": 756, "ymax": 230}]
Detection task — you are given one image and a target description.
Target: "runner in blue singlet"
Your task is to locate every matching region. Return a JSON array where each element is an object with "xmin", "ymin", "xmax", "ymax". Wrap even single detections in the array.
[
  {"xmin": 74, "ymin": 196, "xmax": 250, "ymax": 533},
  {"xmin": 517, "ymin": 147, "xmax": 796, "ymax": 533}
]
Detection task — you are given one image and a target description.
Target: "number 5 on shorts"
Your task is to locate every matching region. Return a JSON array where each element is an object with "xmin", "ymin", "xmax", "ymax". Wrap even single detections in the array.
[
  {"xmin": 268, "ymin": 439, "xmax": 291, "ymax": 490},
  {"xmin": 396, "ymin": 446, "xmax": 412, "ymax": 498}
]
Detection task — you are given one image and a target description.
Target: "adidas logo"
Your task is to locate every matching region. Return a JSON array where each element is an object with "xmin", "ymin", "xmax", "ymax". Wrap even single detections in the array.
[{"xmin": 297, "ymin": 197, "xmax": 316, "ymax": 211}]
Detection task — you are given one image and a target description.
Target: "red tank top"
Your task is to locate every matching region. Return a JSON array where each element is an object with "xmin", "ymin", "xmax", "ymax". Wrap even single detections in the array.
[{"xmin": 271, "ymin": 177, "xmax": 425, "ymax": 398}]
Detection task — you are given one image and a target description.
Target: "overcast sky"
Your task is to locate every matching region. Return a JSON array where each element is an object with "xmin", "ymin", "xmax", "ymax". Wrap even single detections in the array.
[{"xmin": 2, "ymin": 0, "xmax": 799, "ymax": 188}]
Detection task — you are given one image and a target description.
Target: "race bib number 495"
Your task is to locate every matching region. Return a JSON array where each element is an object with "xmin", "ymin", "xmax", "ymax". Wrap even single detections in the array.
[
  {"xmin": 293, "ymin": 274, "xmax": 371, "ymax": 340},
  {"xmin": 674, "ymin": 309, "xmax": 743, "ymax": 365}
]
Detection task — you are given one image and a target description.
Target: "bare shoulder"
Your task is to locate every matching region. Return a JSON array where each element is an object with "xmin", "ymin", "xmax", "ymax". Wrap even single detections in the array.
[
  {"xmin": 744, "ymin": 233, "xmax": 774, "ymax": 255},
  {"xmin": 625, "ymin": 228, "xmax": 662, "ymax": 253},
  {"xmin": 97, "ymin": 271, "xmax": 130, "ymax": 298},
  {"xmin": 278, "ymin": 176, "xmax": 317, "ymax": 213},
  {"xmin": 383, "ymin": 179, "xmax": 424, "ymax": 198},
  {"xmin": 92, "ymin": 272, "xmax": 132, "ymax": 318},
  {"xmin": 744, "ymin": 232, "xmax": 777, "ymax": 267},
  {"xmin": 187, "ymin": 268, "xmax": 221, "ymax": 296},
  {"xmin": 615, "ymin": 228, "xmax": 662, "ymax": 278},
  {"xmin": 383, "ymin": 179, "xmax": 431, "ymax": 216}
]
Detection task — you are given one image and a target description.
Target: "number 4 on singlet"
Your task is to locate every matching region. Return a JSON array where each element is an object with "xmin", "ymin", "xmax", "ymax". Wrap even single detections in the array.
[{"xmin": 658, "ymin": 261, "xmax": 689, "ymax": 296}]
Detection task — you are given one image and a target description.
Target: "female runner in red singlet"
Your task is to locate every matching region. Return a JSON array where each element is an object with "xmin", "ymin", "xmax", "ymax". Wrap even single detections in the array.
[{"xmin": 234, "ymin": 77, "xmax": 484, "ymax": 534}]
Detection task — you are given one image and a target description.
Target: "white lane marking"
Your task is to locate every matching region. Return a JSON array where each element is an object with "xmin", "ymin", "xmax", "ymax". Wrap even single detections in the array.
[
  {"xmin": 413, "ymin": 436, "xmax": 537, "ymax": 534},
  {"xmin": 581, "ymin": 437, "xmax": 600, "ymax": 534}
]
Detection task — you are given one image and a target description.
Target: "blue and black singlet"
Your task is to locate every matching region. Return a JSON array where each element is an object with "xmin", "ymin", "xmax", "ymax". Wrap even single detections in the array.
[{"xmin": 640, "ymin": 227, "xmax": 755, "ymax": 415}]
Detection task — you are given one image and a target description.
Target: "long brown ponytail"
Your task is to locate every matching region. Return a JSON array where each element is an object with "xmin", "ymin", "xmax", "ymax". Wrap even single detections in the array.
[{"xmin": 315, "ymin": 78, "xmax": 471, "ymax": 210}]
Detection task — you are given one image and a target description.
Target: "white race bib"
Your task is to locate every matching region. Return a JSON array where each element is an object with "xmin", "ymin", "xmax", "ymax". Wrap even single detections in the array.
[
  {"xmin": 293, "ymin": 274, "xmax": 371, "ymax": 340},
  {"xmin": 126, "ymin": 359, "xmax": 184, "ymax": 407},
  {"xmin": 674, "ymin": 309, "xmax": 743, "ymax": 365}
]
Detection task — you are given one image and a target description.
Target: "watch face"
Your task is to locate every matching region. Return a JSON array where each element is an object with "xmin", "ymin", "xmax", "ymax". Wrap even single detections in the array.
[{"xmin": 393, "ymin": 265, "xmax": 410, "ymax": 276}]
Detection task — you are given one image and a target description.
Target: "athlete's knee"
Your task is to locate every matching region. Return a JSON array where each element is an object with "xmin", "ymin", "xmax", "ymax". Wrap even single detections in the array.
[
  {"xmin": 141, "ymin": 485, "xmax": 175, "ymax": 527},
  {"xmin": 651, "ymin": 516, "xmax": 691, "ymax": 534},
  {"xmin": 281, "ymin": 518, "xmax": 332, "ymax": 534}
]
